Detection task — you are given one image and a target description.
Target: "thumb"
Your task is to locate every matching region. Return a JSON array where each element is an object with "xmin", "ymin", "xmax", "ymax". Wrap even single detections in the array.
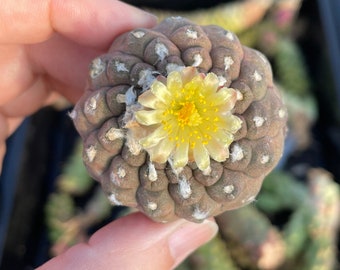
[{"xmin": 37, "ymin": 212, "xmax": 218, "ymax": 270}]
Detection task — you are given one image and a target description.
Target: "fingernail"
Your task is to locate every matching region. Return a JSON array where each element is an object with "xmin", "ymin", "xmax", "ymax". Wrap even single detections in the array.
[
  {"xmin": 168, "ymin": 219, "xmax": 218, "ymax": 267},
  {"xmin": 127, "ymin": 4, "xmax": 158, "ymax": 25},
  {"xmin": 139, "ymin": 10, "xmax": 158, "ymax": 24}
]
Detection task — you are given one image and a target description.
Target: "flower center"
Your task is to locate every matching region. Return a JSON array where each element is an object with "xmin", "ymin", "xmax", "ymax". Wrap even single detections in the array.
[{"xmin": 177, "ymin": 102, "xmax": 202, "ymax": 127}]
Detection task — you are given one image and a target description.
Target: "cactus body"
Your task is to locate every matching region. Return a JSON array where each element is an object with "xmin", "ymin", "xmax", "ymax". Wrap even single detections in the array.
[{"xmin": 72, "ymin": 17, "xmax": 287, "ymax": 222}]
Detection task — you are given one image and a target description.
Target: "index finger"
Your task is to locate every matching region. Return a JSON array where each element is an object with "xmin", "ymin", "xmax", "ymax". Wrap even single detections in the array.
[{"xmin": 0, "ymin": 0, "xmax": 157, "ymax": 48}]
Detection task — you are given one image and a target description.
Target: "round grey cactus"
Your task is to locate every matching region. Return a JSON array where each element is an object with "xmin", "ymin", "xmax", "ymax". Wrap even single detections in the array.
[{"xmin": 71, "ymin": 17, "xmax": 287, "ymax": 223}]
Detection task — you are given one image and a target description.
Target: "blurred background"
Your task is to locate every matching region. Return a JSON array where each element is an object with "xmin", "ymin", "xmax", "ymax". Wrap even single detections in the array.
[{"xmin": 1, "ymin": 0, "xmax": 339, "ymax": 269}]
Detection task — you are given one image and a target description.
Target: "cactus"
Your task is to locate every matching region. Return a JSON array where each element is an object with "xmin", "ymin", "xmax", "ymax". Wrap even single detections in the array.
[
  {"xmin": 179, "ymin": 235, "xmax": 239, "ymax": 270},
  {"xmin": 275, "ymin": 38, "xmax": 311, "ymax": 97},
  {"xmin": 71, "ymin": 17, "xmax": 287, "ymax": 223},
  {"xmin": 258, "ymin": 169, "xmax": 340, "ymax": 269},
  {"xmin": 257, "ymin": 171, "xmax": 309, "ymax": 213},
  {"xmin": 45, "ymin": 193, "xmax": 76, "ymax": 245},
  {"xmin": 216, "ymin": 205, "xmax": 286, "ymax": 270},
  {"xmin": 57, "ymin": 140, "xmax": 94, "ymax": 195},
  {"xmin": 302, "ymin": 169, "xmax": 340, "ymax": 270}
]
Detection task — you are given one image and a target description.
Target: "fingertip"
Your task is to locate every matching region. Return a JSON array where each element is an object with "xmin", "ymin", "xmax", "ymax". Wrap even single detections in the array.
[
  {"xmin": 37, "ymin": 213, "xmax": 218, "ymax": 270},
  {"xmin": 0, "ymin": 0, "xmax": 158, "ymax": 45},
  {"xmin": 118, "ymin": 1, "xmax": 158, "ymax": 28},
  {"xmin": 51, "ymin": 0, "xmax": 158, "ymax": 48}
]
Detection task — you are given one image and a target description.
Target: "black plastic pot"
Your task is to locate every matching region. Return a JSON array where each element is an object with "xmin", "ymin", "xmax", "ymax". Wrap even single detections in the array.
[{"xmin": 0, "ymin": 108, "xmax": 79, "ymax": 269}]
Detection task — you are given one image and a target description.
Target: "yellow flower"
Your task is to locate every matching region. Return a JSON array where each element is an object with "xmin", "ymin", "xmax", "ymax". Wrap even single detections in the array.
[{"xmin": 134, "ymin": 67, "xmax": 242, "ymax": 172}]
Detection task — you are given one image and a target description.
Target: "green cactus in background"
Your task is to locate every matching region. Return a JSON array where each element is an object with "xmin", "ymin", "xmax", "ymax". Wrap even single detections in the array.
[
  {"xmin": 275, "ymin": 38, "xmax": 310, "ymax": 97},
  {"xmin": 45, "ymin": 193, "xmax": 76, "ymax": 244},
  {"xmin": 301, "ymin": 169, "xmax": 340, "ymax": 270},
  {"xmin": 251, "ymin": 170, "xmax": 314, "ymax": 262},
  {"xmin": 257, "ymin": 171, "xmax": 309, "ymax": 213},
  {"xmin": 57, "ymin": 140, "xmax": 93, "ymax": 195},
  {"xmin": 216, "ymin": 205, "xmax": 286, "ymax": 270},
  {"xmin": 45, "ymin": 140, "xmax": 112, "ymax": 256},
  {"xmin": 182, "ymin": 235, "xmax": 239, "ymax": 270}
]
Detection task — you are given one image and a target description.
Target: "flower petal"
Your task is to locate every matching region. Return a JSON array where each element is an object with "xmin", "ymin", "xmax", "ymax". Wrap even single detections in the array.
[
  {"xmin": 213, "ymin": 129, "xmax": 234, "ymax": 146},
  {"xmin": 219, "ymin": 99, "xmax": 239, "ymax": 114},
  {"xmin": 206, "ymin": 138, "xmax": 229, "ymax": 162},
  {"xmin": 148, "ymin": 138, "xmax": 176, "ymax": 163},
  {"xmin": 135, "ymin": 110, "xmax": 163, "ymax": 126},
  {"xmin": 212, "ymin": 88, "xmax": 237, "ymax": 107},
  {"xmin": 138, "ymin": 90, "xmax": 164, "ymax": 109},
  {"xmin": 203, "ymin": 73, "xmax": 219, "ymax": 94},
  {"xmin": 193, "ymin": 143, "xmax": 210, "ymax": 171},
  {"xmin": 139, "ymin": 126, "xmax": 167, "ymax": 148},
  {"xmin": 173, "ymin": 142, "xmax": 189, "ymax": 168},
  {"xmin": 151, "ymin": 80, "xmax": 171, "ymax": 103},
  {"xmin": 181, "ymin": 66, "xmax": 198, "ymax": 84},
  {"xmin": 185, "ymin": 74, "xmax": 204, "ymax": 93},
  {"xmin": 167, "ymin": 71, "xmax": 183, "ymax": 92},
  {"xmin": 220, "ymin": 114, "xmax": 243, "ymax": 133}
]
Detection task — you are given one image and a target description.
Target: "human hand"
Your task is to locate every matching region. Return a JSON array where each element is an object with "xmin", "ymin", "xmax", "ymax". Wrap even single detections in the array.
[
  {"xmin": 0, "ymin": 0, "xmax": 157, "ymax": 170},
  {"xmin": 37, "ymin": 212, "xmax": 218, "ymax": 269},
  {"xmin": 0, "ymin": 1, "xmax": 218, "ymax": 269}
]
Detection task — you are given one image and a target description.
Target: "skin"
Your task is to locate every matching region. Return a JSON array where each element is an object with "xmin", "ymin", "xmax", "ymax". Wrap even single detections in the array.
[{"xmin": 0, "ymin": 0, "xmax": 218, "ymax": 269}]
